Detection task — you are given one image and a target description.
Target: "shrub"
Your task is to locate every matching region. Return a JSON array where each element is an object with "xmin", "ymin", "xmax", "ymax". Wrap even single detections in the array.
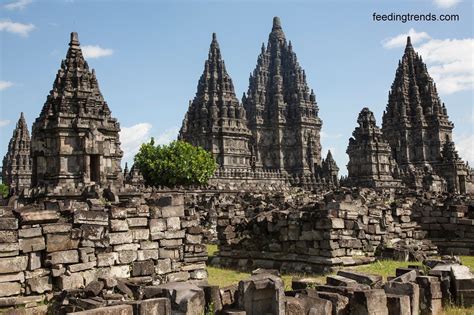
[
  {"xmin": 134, "ymin": 139, "xmax": 217, "ymax": 187},
  {"xmin": 0, "ymin": 184, "xmax": 9, "ymax": 199}
]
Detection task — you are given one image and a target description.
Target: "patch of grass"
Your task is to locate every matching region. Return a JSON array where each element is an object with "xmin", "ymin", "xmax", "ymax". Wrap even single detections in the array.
[
  {"xmin": 207, "ymin": 266, "xmax": 251, "ymax": 287},
  {"xmin": 353, "ymin": 259, "xmax": 422, "ymax": 280},
  {"xmin": 207, "ymin": 244, "xmax": 218, "ymax": 258},
  {"xmin": 460, "ymin": 256, "xmax": 474, "ymax": 271},
  {"xmin": 443, "ymin": 305, "xmax": 474, "ymax": 315}
]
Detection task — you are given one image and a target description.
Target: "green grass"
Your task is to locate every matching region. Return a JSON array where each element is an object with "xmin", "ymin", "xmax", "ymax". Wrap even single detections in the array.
[{"xmin": 353, "ymin": 259, "xmax": 422, "ymax": 279}]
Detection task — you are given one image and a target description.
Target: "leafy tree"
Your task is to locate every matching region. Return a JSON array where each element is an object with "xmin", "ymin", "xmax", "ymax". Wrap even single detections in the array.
[
  {"xmin": 134, "ymin": 139, "xmax": 217, "ymax": 187},
  {"xmin": 0, "ymin": 184, "xmax": 9, "ymax": 199}
]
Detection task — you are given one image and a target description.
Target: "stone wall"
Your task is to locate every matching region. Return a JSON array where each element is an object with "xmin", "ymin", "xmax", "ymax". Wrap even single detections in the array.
[
  {"xmin": 0, "ymin": 192, "xmax": 207, "ymax": 309},
  {"xmin": 212, "ymin": 189, "xmax": 474, "ymax": 273}
]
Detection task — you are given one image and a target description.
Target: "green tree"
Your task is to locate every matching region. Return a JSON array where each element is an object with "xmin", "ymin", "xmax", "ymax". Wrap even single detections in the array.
[
  {"xmin": 0, "ymin": 184, "xmax": 9, "ymax": 199},
  {"xmin": 134, "ymin": 139, "xmax": 217, "ymax": 187}
]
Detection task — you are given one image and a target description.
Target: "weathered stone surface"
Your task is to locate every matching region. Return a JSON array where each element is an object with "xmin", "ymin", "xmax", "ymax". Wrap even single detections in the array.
[
  {"xmin": 386, "ymin": 294, "xmax": 411, "ymax": 315},
  {"xmin": 159, "ymin": 282, "xmax": 205, "ymax": 315},
  {"xmin": 66, "ymin": 304, "xmax": 133, "ymax": 315},
  {"xmin": 383, "ymin": 279, "xmax": 420, "ymax": 315},
  {"xmin": 58, "ymin": 273, "xmax": 84, "ymax": 290},
  {"xmin": 46, "ymin": 250, "xmax": 79, "ymax": 265},
  {"xmin": 0, "ymin": 282, "xmax": 21, "ymax": 297},
  {"xmin": 27, "ymin": 275, "xmax": 52, "ymax": 294},
  {"xmin": 416, "ymin": 276, "xmax": 442, "ymax": 315},
  {"xmin": 238, "ymin": 273, "xmax": 285, "ymax": 315},
  {"xmin": 18, "ymin": 210, "xmax": 59, "ymax": 225},
  {"xmin": 337, "ymin": 271, "xmax": 382, "ymax": 288},
  {"xmin": 450, "ymin": 265, "xmax": 474, "ymax": 306},
  {"xmin": 350, "ymin": 289, "xmax": 388, "ymax": 315},
  {"xmin": 132, "ymin": 298, "xmax": 171, "ymax": 315},
  {"xmin": 132, "ymin": 260, "xmax": 155, "ymax": 277},
  {"xmin": 19, "ymin": 236, "xmax": 45, "ymax": 253},
  {"xmin": 46, "ymin": 233, "xmax": 79, "ymax": 252},
  {"xmin": 0, "ymin": 256, "xmax": 28, "ymax": 274},
  {"xmin": 84, "ymin": 280, "xmax": 104, "ymax": 297},
  {"xmin": 0, "ymin": 272, "xmax": 24, "ymax": 283}
]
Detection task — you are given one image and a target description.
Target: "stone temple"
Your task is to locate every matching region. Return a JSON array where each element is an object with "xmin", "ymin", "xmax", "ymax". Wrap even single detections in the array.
[
  {"xmin": 179, "ymin": 33, "xmax": 252, "ymax": 170},
  {"xmin": 1, "ymin": 113, "xmax": 32, "ymax": 194},
  {"xmin": 180, "ymin": 17, "xmax": 329, "ymax": 187},
  {"xmin": 345, "ymin": 37, "xmax": 472, "ymax": 194},
  {"xmin": 30, "ymin": 32, "xmax": 123, "ymax": 190}
]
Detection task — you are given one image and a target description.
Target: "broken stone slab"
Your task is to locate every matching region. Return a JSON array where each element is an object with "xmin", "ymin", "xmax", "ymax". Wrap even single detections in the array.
[
  {"xmin": 26, "ymin": 275, "xmax": 52, "ymax": 294},
  {"xmin": 337, "ymin": 270, "xmax": 383, "ymax": 288},
  {"xmin": 238, "ymin": 273, "xmax": 285, "ymax": 315},
  {"xmin": 395, "ymin": 267, "xmax": 422, "ymax": 278},
  {"xmin": 131, "ymin": 297, "xmax": 171, "ymax": 315},
  {"xmin": 293, "ymin": 293, "xmax": 332, "ymax": 315},
  {"xmin": 74, "ymin": 210, "xmax": 108, "ymax": 226},
  {"xmin": 392, "ymin": 270, "xmax": 418, "ymax": 283},
  {"xmin": 326, "ymin": 275, "xmax": 360, "ymax": 288},
  {"xmin": 66, "ymin": 304, "xmax": 133, "ymax": 314},
  {"xmin": 158, "ymin": 282, "xmax": 205, "ymax": 315},
  {"xmin": 220, "ymin": 284, "xmax": 238, "ymax": 308},
  {"xmin": 416, "ymin": 276, "xmax": 442, "ymax": 315},
  {"xmin": 17, "ymin": 209, "xmax": 59, "ymax": 225},
  {"xmin": 84, "ymin": 280, "xmax": 105, "ymax": 297},
  {"xmin": 386, "ymin": 294, "xmax": 411, "ymax": 315},
  {"xmin": 201, "ymin": 284, "xmax": 223, "ymax": 313},
  {"xmin": 450, "ymin": 265, "xmax": 474, "ymax": 306},
  {"xmin": 350, "ymin": 289, "xmax": 388, "ymax": 315},
  {"xmin": 312, "ymin": 291, "xmax": 349, "ymax": 315},
  {"xmin": 383, "ymin": 281, "xmax": 419, "ymax": 315}
]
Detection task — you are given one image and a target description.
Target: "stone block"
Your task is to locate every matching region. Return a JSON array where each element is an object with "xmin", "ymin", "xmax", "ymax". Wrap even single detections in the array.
[
  {"xmin": 0, "ymin": 256, "xmax": 28, "ymax": 274},
  {"xmin": 46, "ymin": 233, "xmax": 79, "ymax": 252},
  {"xmin": 68, "ymin": 261, "xmax": 96, "ymax": 273},
  {"xmin": 156, "ymin": 259, "xmax": 172, "ymax": 275},
  {"xmin": 0, "ymin": 272, "xmax": 24, "ymax": 283},
  {"xmin": 161, "ymin": 205, "xmax": 185, "ymax": 218},
  {"xmin": 118, "ymin": 250, "xmax": 137, "ymax": 264},
  {"xmin": 337, "ymin": 270, "xmax": 382, "ymax": 288},
  {"xmin": 84, "ymin": 280, "xmax": 105, "ymax": 297},
  {"xmin": 110, "ymin": 220, "xmax": 128, "ymax": 232},
  {"xmin": 350, "ymin": 289, "xmax": 388, "ymax": 315},
  {"xmin": 326, "ymin": 275, "xmax": 360, "ymax": 288},
  {"xmin": 27, "ymin": 275, "xmax": 52, "ymax": 294},
  {"xmin": 74, "ymin": 210, "xmax": 108, "ymax": 226},
  {"xmin": 314, "ymin": 291, "xmax": 349, "ymax": 315},
  {"xmin": 238, "ymin": 273, "xmax": 285, "ymax": 315},
  {"xmin": 97, "ymin": 252, "xmax": 118, "ymax": 267},
  {"xmin": 28, "ymin": 252, "xmax": 42, "ymax": 270},
  {"xmin": 159, "ymin": 282, "xmax": 204, "ymax": 315},
  {"xmin": 167, "ymin": 271, "xmax": 190, "ymax": 282},
  {"xmin": 383, "ymin": 281, "xmax": 419, "ymax": 315},
  {"xmin": 166, "ymin": 217, "xmax": 181, "ymax": 231},
  {"xmin": 416, "ymin": 276, "xmax": 442, "ymax": 315},
  {"xmin": 131, "ymin": 229, "xmax": 149, "ymax": 240},
  {"xmin": 108, "ymin": 232, "xmax": 133, "ymax": 245},
  {"xmin": 292, "ymin": 277, "xmax": 322, "ymax": 290},
  {"xmin": 46, "ymin": 250, "xmax": 79, "ymax": 265},
  {"xmin": 81, "ymin": 225, "xmax": 106, "ymax": 240},
  {"xmin": 132, "ymin": 260, "xmax": 155, "ymax": 277},
  {"xmin": 132, "ymin": 297, "xmax": 171, "ymax": 315},
  {"xmin": 110, "ymin": 265, "xmax": 130, "ymax": 278},
  {"xmin": 393, "ymin": 270, "xmax": 418, "ymax": 283},
  {"xmin": 386, "ymin": 294, "xmax": 411, "ymax": 315},
  {"xmin": 186, "ymin": 234, "xmax": 202, "ymax": 244},
  {"xmin": 0, "ymin": 282, "xmax": 21, "ymax": 297},
  {"xmin": 0, "ymin": 231, "xmax": 17, "ymax": 243},
  {"xmin": 66, "ymin": 304, "xmax": 133, "ymax": 315},
  {"xmin": 137, "ymin": 249, "xmax": 159, "ymax": 261},
  {"xmin": 18, "ymin": 209, "xmax": 59, "ymax": 224},
  {"xmin": 58, "ymin": 273, "xmax": 84, "ymax": 290},
  {"xmin": 18, "ymin": 227, "xmax": 41, "ymax": 238},
  {"xmin": 150, "ymin": 219, "xmax": 167, "ymax": 233},
  {"xmin": 19, "ymin": 236, "xmax": 45, "ymax": 253},
  {"xmin": 42, "ymin": 223, "xmax": 72, "ymax": 234},
  {"xmin": 450, "ymin": 265, "xmax": 474, "ymax": 306},
  {"xmin": 127, "ymin": 217, "xmax": 148, "ymax": 227}
]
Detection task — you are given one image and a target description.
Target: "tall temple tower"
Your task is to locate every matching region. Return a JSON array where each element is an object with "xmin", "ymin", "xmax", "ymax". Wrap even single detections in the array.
[
  {"xmin": 31, "ymin": 32, "xmax": 123, "ymax": 189},
  {"xmin": 347, "ymin": 108, "xmax": 400, "ymax": 188},
  {"xmin": 382, "ymin": 37, "xmax": 471, "ymax": 193},
  {"xmin": 2, "ymin": 113, "xmax": 32, "ymax": 193},
  {"xmin": 179, "ymin": 33, "xmax": 252, "ymax": 169},
  {"xmin": 244, "ymin": 17, "xmax": 322, "ymax": 176}
]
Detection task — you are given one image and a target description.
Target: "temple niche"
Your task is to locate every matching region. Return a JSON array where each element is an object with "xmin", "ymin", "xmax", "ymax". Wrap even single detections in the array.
[
  {"xmin": 179, "ymin": 33, "xmax": 252, "ymax": 170},
  {"xmin": 381, "ymin": 37, "xmax": 472, "ymax": 194},
  {"xmin": 346, "ymin": 108, "xmax": 402, "ymax": 189},
  {"xmin": 31, "ymin": 32, "xmax": 123, "ymax": 190},
  {"xmin": 1, "ymin": 113, "xmax": 32, "ymax": 194}
]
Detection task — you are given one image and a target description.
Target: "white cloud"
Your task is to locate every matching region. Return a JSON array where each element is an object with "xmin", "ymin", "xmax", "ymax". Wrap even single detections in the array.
[
  {"xmin": 81, "ymin": 45, "xmax": 114, "ymax": 59},
  {"xmin": 321, "ymin": 131, "xmax": 343, "ymax": 139},
  {"xmin": 120, "ymin": 123, "xmax": 152, "ymax": 161},
  {"xmin": 433, "ymin": 0, "xmax": 461, "ymax": 8},
  {"xmin": 155, "ymin": 127, "xmax": 179, "ymax": 145},
  {"xmin": 453, "ymin": 133, "xmax": 474, "ymax": 165},
  {"xmin": 0, "ymin": 120, "xmax": 11, "ymax": 128},
  {"xmin": 416, "ymin": 38, "xmax": 474, "ymax": 94},
  {"xmin": 0, "ymin": 19, "xmax": 35, "ymax": 37},
  {"xmin": 382, "ymin": 30, "xmax": 473, "ymax": 95},
  {"xmin": 4, "ymin": 0, "xmax": 33, "ymax": 10},
  {"xmin": 0, "ymin": 81, "xmax": 14, "ymax": 90},
  {"xmin": 382, "ymin": 28, "xmax": 431, "ymax": 49}
]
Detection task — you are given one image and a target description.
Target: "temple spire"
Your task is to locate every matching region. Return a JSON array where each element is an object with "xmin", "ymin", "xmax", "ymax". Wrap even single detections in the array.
[{"xmin": 269, "ymin": 16, "xmax": 285, "ymax": 40}]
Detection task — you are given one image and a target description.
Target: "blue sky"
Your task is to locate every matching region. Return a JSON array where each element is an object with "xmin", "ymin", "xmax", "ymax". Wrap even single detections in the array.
[{"xmin": 1, "ymin": 0, "xmax": 472, "ymax": 175}]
